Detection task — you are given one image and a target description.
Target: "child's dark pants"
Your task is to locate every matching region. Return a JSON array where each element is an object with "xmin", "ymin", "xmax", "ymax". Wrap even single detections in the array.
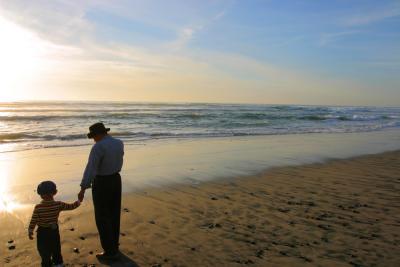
[{"xmin": 37, "ymin": 225, "xmax": 63, "ymax": 267}]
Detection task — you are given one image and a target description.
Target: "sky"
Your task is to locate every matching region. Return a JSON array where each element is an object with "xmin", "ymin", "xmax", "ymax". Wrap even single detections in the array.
[{"xmin": 0, "ymin": 0, "xmax": 399, "ymax": 106}]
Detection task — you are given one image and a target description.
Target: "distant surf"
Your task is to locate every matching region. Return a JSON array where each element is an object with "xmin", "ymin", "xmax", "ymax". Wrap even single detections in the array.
[{"xmin": 0, "ymin": 102, "xmax": 399, "ymax": 153}]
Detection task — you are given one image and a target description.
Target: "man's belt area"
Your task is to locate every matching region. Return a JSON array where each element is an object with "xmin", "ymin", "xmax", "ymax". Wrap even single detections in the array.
[{"xmin": 96, "ymin": 172, "xmax": 120, "ymax": 179}]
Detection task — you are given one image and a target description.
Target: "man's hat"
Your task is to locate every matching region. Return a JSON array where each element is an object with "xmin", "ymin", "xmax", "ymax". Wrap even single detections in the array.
[
  {"xmin": 37, "ymin": 181, "xmax": 57, "ymax": 195},
  {"xmin": 87, "ymin": 122, "xmax": 110, "ymax": 139}
]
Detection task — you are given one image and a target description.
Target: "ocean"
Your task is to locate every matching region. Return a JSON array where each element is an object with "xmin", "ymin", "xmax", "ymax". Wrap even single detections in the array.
[{"xmin": 0, "ymin": 102, "xmax": 399, "ymax": 153}]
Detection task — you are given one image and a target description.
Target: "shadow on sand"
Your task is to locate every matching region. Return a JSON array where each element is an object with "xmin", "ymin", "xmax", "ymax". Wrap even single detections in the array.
[{"xmin": 97, "ymin": 252, "xmax": 140, "ymax": 267}]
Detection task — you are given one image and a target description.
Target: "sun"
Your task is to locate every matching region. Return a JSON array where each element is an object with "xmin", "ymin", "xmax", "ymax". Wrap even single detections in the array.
[{"xmin": 0, "ymin": 16, "xmax": 48, "ymax": 102}]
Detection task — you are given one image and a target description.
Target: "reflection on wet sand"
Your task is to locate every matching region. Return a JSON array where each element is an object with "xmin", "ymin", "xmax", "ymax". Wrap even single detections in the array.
[
  {"xmin": 0, "ymin": 167, "xmax": 21, "ymax": 213},
  {"xmin": 2, "ymin": 129, "xmax": 400, "ymax": 211}
]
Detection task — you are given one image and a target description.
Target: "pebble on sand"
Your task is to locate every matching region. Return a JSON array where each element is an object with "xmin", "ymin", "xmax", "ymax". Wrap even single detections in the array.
[
  {"xmin": 279, "ymin": 251, "xmax": 288, "ymax": 256},
  {"xmin": 256, "ymin": 250, "xmax": 264, "ymax": 258},
  {"xmin": 202, "ymin": 222, "xmax": 223, "ymax": 229},
  {"xmin": 277, "ymin": 208, "xmax": 290, "ymax": 213},
  {"xmin": 247, "ymin": 224, "xmax": 256, "ymax": 230},
  {"xmin": 234, "ymin": 259, "xmax": 255, "ymax": 265},
  {"xmin": 300, "ymin": 256, "xmax": 313, "ymax": 262}
]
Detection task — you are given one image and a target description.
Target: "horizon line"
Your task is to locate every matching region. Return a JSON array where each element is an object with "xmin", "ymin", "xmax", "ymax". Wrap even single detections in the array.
[{"xmin": 0, "ymin": 99, "xmax": 399, "ymax": 109}]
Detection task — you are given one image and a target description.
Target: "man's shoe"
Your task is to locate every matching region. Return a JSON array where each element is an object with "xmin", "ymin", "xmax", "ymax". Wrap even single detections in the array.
[{"xmin": 96, "ymin": 252, "xmax": 120, "ymax": 261}]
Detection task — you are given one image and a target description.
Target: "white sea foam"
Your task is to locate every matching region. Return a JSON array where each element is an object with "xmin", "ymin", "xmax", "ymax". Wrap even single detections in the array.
[{"xmin": 0, "ymin": 102, "xmax": 399, "ymax": 152}]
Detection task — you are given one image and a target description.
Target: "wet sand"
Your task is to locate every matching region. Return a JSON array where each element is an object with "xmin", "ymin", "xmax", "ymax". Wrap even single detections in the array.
[
  {"xmin": 1, "ymin": 150, "xmax": 400, "ymax": 266},
  {"xmin": 3, "ymin": 129, "xmax": 400, "ymax": 207}
]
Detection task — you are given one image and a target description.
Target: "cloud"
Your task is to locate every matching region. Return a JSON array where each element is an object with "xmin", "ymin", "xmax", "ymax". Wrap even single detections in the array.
[
  {"xmin": 168, "ymin": 7, "xmax": 228, "ymax": 50},
  {"xmin": 1, "ymin": 0, "xmax": 398, "ymax": 105},
  {"xmin": 318, "ymin": 30, "xmax": 360, "ymax": 46},
  {"xmin": 341, "ymin": 4, "xmax": 400, "ymax": 26},
  {"xmin": 0, "ymin": 0, "xmax": 92, "ymax": 45},
  {"xmin": 169, "ymin": 26, "xmax": 199, "ymax": 50},
  {"xmin": 0, "ymin": 0, "xmax": 230, "ymax": 52}
]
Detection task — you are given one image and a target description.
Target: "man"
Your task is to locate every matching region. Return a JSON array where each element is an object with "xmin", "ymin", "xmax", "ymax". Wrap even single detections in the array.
[{"xmin": 78, "ymin": 122, "xmax": 124, "ymax": 261}]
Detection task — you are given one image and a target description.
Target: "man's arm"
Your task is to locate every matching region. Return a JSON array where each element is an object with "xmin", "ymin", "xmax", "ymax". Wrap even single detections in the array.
[
  {"xmin": 79, "ymin": 145, "xmax": 102, "ymax": 200},
  {"xmin": 80, "ymin": 145, "xmax": 102, "ymax": 189}
]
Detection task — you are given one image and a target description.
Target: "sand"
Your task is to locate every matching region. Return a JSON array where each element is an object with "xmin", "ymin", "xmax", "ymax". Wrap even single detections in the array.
[{"xmin": 1, "ymin": 150, "xmax": 400, "ymax": 267}]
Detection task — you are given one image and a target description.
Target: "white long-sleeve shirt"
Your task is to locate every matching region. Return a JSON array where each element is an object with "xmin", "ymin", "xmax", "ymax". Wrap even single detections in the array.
[{"xmin": 81, "ymin": 135, "xmax": 124, "ymax": 189}]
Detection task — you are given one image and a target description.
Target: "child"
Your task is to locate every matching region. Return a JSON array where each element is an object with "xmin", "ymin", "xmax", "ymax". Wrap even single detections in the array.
[{"xmin": 28, "ymin": 181, "xmax": 81, "ymax": 267}]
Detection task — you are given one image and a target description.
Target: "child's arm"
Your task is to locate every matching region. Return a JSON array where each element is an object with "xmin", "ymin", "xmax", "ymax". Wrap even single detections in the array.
[
  {"xmin": 59, "ymin": 200, "xmax": 81, "ymax": 211},
  {"xmin": 28, "ymin": 206, "xmax": 39, "ymax": 240}
]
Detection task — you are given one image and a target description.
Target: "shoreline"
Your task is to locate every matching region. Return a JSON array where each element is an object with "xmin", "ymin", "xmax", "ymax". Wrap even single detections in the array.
[
  {"xmin": 1, "ymin": 126, "xmax": 400, "ymax": 155},
  {"xmin": 2, "ymin": 129, "xmax": 400, "ymax": 207},
  {"xmin": 1, "ymin": 150, "xmax": 400, "ymax": 266}
]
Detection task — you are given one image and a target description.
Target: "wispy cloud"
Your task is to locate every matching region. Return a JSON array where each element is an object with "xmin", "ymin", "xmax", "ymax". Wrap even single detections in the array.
[
  {"xmin": 168, "ymin": 8, "xmax": 228, "ymax": 50},
  {"xmin": 0, "ymin": 0, "xmax": 399, "ymax": 105},
  {"xmin": 318, "ymin": 31, "xmax": 360, "ymax": 46},
  {"xmin": 0, "ymin": 0, "xmax": 92, "ymax": 44},
  {"xmin": 341, "ymin": 4, "xmax": 400, "ymax": 26},
  {"xmin": 169, "ymin": 26, "xmax": 200, "ymax": 50}
]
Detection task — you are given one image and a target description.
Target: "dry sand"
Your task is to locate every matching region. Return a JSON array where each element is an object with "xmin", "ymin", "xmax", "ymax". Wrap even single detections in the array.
[{"xmin": 1, "ymin": 150, "xmax": 400, "ymax": 267}]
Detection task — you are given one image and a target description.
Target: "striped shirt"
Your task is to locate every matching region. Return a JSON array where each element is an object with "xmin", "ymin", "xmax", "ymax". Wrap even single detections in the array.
[{"xmin": 28, "ymin": 199, "xmax": 80, "ymax": 234}]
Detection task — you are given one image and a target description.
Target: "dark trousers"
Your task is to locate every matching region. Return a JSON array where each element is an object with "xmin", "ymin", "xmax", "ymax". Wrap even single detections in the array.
[
  {"xmin": 92, "ymin": 173, "xmax": 122, "ymax": 255},
  {"xmin": 37, "ymin": 226, "xmax": 63, "ymax": 267}
]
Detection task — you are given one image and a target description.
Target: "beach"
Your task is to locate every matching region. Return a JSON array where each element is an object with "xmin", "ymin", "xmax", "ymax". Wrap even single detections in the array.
[
  {"xmin": 1, "ymin": 144, "xmax": 400, "ymax": 266},
  {"xmin": 1, "ymin": 103, "xmax": 400, "ymax": 267},
  {"xmin": 1, "ymin": 0, "xmax": 399, "ymax": 264}
]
